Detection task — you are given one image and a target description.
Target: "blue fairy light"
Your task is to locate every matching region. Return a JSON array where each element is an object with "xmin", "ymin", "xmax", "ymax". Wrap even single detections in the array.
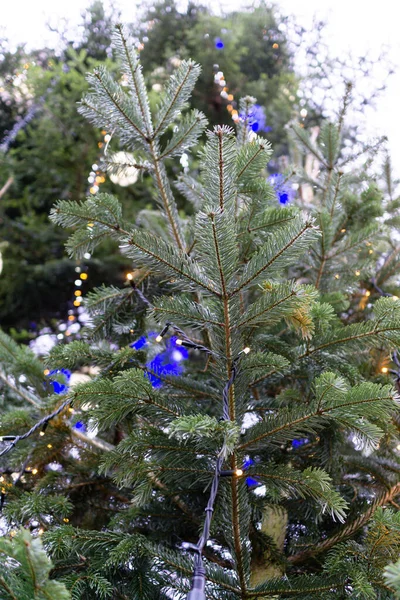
[
  {"xmin": 47, "ymin": 369, "xmax": 71, "ymax": 395},
  {"xmin": 74, "ymin": 421, "xmax": 86, "ymax": 431},
  {"xmin": 268, "ymin": 173, "xmax": 294, "ymax": 205},
  {"xmin": 242, "ymin": 457, "xmax": 255, "ymax": 470},
  {"xmin": 246, "ymin": 476, "xmax": 260, "ymax": 487},
  {"xmin": 241, "ymin": 457, "xmax": 260, "ymax": 487},
  {"xmin": 145, "ymin": 335, "xmax": 189, "ymax": 388},
  {"xmin": 215, "ymin": 38, "xmax": 224, "ymax": 49},
  {"xmin": 239, "ymin": 104, "xmax": 272, "ymax": 134},
  {"xmin": 292, "ymin": 438, "xmax": 309, "ymax": 449},
  {"xmin": 130, "ymin": 336, "xmax": 147, "ymax": 350}
]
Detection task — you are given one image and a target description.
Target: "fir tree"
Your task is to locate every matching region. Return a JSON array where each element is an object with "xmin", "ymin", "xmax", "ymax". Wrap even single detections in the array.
[{"xmin": 1, "ymin": 25, "xmax": 400, "ymax": 599}]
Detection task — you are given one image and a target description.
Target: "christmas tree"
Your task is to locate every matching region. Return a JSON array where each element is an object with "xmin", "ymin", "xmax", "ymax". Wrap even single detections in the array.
[{"xmin": 1, "ymin": 25, "xmax": 400, "ymax": 599}]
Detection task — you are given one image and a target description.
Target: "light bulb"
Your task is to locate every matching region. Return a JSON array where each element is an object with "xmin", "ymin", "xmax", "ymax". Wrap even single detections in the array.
[
  {"xmin": 235, "ymin": 469, "xmax": 243, "ymax": 477},
  {"xmin": 126, "ymin": 273, "xmax": 133, "ymax": 281},
  {"xmin": 39, "ymin": 431, "xmax": 45, "ymax": 437},
  {"xmin": 176, "ymin": 339, "xmax": 183, "ymax": 346},
  {"xmin": 242, "ymin": 347, "xmax": 250, "ymax": 354},
  {"xmin": 365, "ymin": 291, "xmax": 371, "ymax": 297},
  {"xmin": 155, "ymin": 335, "xmax": 163, "ymax": 343},
  {"xmin": 381, "ymin": 367, "xmax": 389, "ymax": 374}
]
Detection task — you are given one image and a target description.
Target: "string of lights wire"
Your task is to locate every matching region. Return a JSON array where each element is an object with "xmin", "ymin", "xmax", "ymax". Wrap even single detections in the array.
[
  {"xmin": 0, "ymin": 396, "xmax": 73, "ymax": 458},
  {"xmin": 154, "ymin": 322, "xmax": 249, "ymax": 600}
]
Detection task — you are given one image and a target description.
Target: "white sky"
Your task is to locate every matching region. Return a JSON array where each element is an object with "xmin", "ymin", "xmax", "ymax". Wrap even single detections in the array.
[{"xmin": 3, "ymin": 0, "xmax": 400, "ymax": 175}]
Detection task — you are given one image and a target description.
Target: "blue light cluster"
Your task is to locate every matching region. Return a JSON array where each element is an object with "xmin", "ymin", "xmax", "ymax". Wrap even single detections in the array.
[
  {"xmin": 242, "ymin": 457, "xmax": 261, "ymax": 488},
  {"xmin": 131, "ymin": 333, "xmax": 189, "ymax": 388},
  {"xmin": 239, "ymin": 104, "xmax": 272, "ymax": 134},
  {"xmin": 215, "ymin": 37, "xmax": 224, "ymax": 49},
  {"xmin": 268, "ymin": 173, "xmax": 294, "ymax": 205},
  {"xmin": 74, "ymin": 421, "xmax": 86, "ymax": 432},
  {"xmin": 292, "ymin": 438, "xmax": 309, "ymax": 449},
  {"xmin": 47, "ymin": 369, "xmax": 71, "ymax": 395}
]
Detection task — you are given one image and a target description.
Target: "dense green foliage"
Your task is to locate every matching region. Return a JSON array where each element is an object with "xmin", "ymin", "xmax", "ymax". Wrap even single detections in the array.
[
  {"xmin": 0, "ymin": 1, "xmax": 299, "ymax": 335},
  {"xmin": 0, "ymin": 26, "xmax": 400, "ymax": 599}
]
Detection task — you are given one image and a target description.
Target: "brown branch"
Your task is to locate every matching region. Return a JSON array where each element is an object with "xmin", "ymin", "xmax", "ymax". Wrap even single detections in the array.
[{"xmin": 0, "ymin": 177, "xmax": 13, "ymax": 199}]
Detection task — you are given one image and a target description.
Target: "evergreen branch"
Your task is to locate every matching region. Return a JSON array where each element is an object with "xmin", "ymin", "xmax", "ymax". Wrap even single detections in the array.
[
  {"xmin": 0, "ymin": 576, "xmax": 18, "ymax": 600},
  {"xmin": 232, "ymin": 219, "xmax": 318, "ymax": 295},
  {"xmin": 289, "ymin": 483, "xmax": 400, "ymax": 565},
  {"xmin": 237, "ymin": 287, "xmax": 297, "ymax": 328},
  {"xmin": 153, "ymin": 60, "xmax": 201, "ymax": 138},
  {"xmin": 200, "ymin": 126, "xmax": 237, "ymax": 211},
  {"xmin": 122, "ymin": 229, "xmax": 219, "ymax": 295},
  {"xmin": 92, "ymin": 67, "xmax": 148, "ymax": 143},
  {"xmin": 246, "ymin": 206, "xmax": 298, "ymax": 234},
  {"xmin": 248, "ymin": 576, "xmax": 344, "ymax": 597},
  {"xmin": 84, "ymin": 286, "xmax": 136, "ymax": 341},
  {"xmin": 50, "ymin": 195, "xmax": 128, "ymax": 234},
  {"xmin": 151, "ymin": 296, "xmax": 223, "ymax": 328},
  {"xmin": 150, "ymin": 144, "xmax": 185, "ymax": 250},
  {"xmin": 301, "ymin": 326, "xmax": 400, "ymax": 358},
  {"xmin": 114, "ymin": 24, "xmax": 153, "ymax": 137},
  {"xmin": 239, "ymin": 382, "xmax": 395, "ymax": 451},
  {"xmin": 159, "ymin": 110, "xmax": 207, "ymax": 159}
]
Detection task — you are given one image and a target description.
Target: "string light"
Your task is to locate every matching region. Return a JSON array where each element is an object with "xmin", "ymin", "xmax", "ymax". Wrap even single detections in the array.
[
  {"xmin": 381, "ymin": 367, "xmax": 389, "ymax": 374},
  {"xmin": 148, "ymin": 321, "xmax": 252, "ymax": 600},
  {"xmin": 0, "ymin": 396, "xmax": 73, "ymax": 458}
]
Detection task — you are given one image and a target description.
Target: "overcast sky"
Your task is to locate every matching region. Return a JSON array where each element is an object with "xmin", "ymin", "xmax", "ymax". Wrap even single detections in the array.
[{"xmin": 3, "ymin": 0, "xmax": 400, "ymax": 175}]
